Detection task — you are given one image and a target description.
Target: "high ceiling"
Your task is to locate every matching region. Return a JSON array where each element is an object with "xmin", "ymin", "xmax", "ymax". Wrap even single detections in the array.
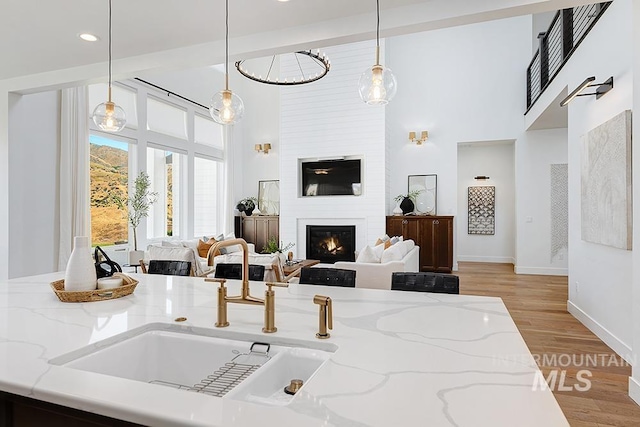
[{"xmin": 0, "ymin": 0, "xmax": 598, "ymax": 84}]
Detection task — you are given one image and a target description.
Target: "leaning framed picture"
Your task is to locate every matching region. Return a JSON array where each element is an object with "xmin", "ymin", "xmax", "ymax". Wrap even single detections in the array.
[
  {"xmin": 408, "ymin": 174, "xmax": 437, "ymax": 215},
  {"xmin": 258, "ymin": 180, "xmax": 280, "ymax": 215}
]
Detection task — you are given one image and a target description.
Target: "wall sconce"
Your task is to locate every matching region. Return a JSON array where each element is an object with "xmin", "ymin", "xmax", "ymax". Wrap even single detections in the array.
[
  {"xmin": 474, "ymin": 175, "xmax": 490, "ymax": 181},
  {"xmin": 255, "ymin": 143, "xmax": 272, "ymax": 154},
  {"xmin": 409, "ymin": 131, "xmax": 428, "ymax": 145},
  {"xmin": 560, "ymin": 76, "xmax": 614, "ymax": 107}
]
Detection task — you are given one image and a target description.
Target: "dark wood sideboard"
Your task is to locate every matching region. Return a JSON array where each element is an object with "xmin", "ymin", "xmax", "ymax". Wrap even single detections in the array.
[
  {"xmin": 234, "ymin": 215, "xmax": 279, "ymax": 253},
  {"xmin": 386, "ymin": 216, "xmax": 454, "ymax": 273}
]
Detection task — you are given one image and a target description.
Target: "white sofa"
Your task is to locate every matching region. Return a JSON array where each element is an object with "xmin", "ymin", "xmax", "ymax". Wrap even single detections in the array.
[
  {"xmin": 145, "ymin": 239, "xmax": 280, "ymax": 280},
  {"xmin": 334, "ymin": 243, "xmax": 420, "ymax": 290}
]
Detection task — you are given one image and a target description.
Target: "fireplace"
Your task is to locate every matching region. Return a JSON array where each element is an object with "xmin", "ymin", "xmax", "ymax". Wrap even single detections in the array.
[{"xmin": 306, "ymin": 225, "xmax": 356, "ymax": 263}]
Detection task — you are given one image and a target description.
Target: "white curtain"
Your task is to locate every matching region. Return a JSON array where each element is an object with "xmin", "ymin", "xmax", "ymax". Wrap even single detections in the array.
[
  {"xmin": 222, "ymin": 125, "xmax": 235, "ymax": 234},
  {"xmin": 58, "ymin": 87, "xmax": 91, "ymax": 270}
]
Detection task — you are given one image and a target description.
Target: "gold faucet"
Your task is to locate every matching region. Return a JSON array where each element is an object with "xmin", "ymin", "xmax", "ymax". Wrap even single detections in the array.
[
  {"xmin": 206, "ymin": 238, "xmax": 287, "ymax": 332},
  {"xmin": 313, "ymin": 295, "xmax": 333, "ymax": 339},
  {"xmin": 263, "ymin": 282, "xmax": 289, "ymax": 333}
]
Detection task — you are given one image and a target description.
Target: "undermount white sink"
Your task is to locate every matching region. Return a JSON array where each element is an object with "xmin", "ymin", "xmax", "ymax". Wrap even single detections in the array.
[{"xmin": 49, "ymin": 323, "xmax": 336, "ymax": 405}]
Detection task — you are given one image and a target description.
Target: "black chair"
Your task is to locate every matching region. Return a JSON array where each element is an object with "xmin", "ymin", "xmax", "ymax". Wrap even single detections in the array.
[
  {"xmin": 147, "ymin": 260, "xmax": 192, "ymax": 277},
  {"xmin": 391, "ymin": 272, "xmax": 459, "ymax": 294},
  {"xmin": 214, "ymin": 263, "xmax": 266, "ymax": 281},
  {"xmin": 299, "ymin": 267, "xmax": 356, "ymax": 288}
]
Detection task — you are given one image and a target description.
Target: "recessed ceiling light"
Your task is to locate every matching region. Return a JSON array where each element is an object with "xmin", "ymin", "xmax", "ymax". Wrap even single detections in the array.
[
  {"xmin": 278, "ymin": 0, "xmax": 290, "ymax": 2},
  {"xmin": 79, "ymin": 33, "xmax": 99, "ymax": 42}
]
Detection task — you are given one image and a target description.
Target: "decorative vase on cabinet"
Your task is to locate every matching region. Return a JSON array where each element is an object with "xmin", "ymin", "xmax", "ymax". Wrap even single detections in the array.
[
  {"xmin": 64, "ymin": 236, "xmax": 97, "ymax": 291},
  {"xmin": 400, "ymin": 197, "xmax": 415, "ymax": 214}
]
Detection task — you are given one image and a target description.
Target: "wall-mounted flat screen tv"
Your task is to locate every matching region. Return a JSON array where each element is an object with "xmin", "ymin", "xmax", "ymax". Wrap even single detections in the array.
[{"xmin": 301, "ymin": 159, "xmax": 362, "ymax": 196}]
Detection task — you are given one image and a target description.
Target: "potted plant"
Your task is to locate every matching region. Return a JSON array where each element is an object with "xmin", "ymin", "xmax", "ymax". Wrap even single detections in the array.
[
  {"xmin": 236, "ymin": 197, "xmax": 258, "ymax": 216},
  {"xmin": 112, "ymin": 172, "xmax": 158, "ymax": 264},
  {"xmin": 393, "ymin": 189, "xmax": 423, "ymax": 215},
  {"xmin": 262, "ymin": 237, "xmax": 295, "ymax": 254}
]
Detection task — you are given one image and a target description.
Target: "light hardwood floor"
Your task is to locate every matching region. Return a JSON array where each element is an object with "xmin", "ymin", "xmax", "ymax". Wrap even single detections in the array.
[{"xmin": 457, "ymin": 262, "xmax": 640, "ymax": 427}]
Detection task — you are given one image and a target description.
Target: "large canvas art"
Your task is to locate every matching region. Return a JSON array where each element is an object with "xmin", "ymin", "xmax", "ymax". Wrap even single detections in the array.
[
  {"xmin": 468, "ymin": 186, "xmax": 495, "ymax": 235},
  {"xmin": 581, "ymin": 110, "xmax": 632, "ymax": 250}
]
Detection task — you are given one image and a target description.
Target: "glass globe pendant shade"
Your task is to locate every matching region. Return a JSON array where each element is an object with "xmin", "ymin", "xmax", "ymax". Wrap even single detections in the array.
[
  {"xmin": 92, "ymin": 101, "xmax": 126, "ymax": 132},
  {"xmin": 209, "ymin": 89, "xmax": 244, "ymax": 125},
  {"xmin": 358, "ymin": 64, "xmax": 397, "ymax": 105}
]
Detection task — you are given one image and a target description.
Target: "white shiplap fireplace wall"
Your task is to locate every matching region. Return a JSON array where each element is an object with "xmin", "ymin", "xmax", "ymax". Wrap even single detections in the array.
[{"xmin": 280, "ymin": 40, "xmax": 387, "ymax": 258}]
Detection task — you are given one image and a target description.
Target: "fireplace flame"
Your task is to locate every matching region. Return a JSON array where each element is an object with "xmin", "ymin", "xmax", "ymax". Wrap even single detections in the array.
[{"xmin": 319, "ymin": 236, "xmax": 344, "ymax": 254}]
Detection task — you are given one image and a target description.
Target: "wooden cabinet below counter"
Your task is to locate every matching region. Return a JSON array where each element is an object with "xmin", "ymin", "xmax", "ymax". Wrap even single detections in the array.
[
  {"xmin": 386, "ymin": 216, "xmax": 454, "ymax": 273},
  {"xmin": 234, "ymin": 216, "xmax": 279, "ymax": 253}
]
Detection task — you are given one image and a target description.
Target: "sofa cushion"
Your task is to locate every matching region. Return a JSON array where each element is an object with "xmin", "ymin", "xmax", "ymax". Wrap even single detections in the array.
[
  {"xmin": 356, "ymin": 246, "xmax": 379, "ymax": 263},
  {"xmin": 403, "ymin": 239, "xmax": 415, "ymax": 253},
  {"xmin": 161, "ymin": 240, "xmax": 183, "ymax": 248},
  {"xmin": 381, "ymin": 242, "xmax": 405, "ymax": 263}
]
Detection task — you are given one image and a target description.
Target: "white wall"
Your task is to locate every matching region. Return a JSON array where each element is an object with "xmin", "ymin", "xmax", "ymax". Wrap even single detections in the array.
[
  {"xmin": 514, "ymin": 129, "xmax": 568, "ymax": 275},
  {"xmin": 535, "ymin": 0, "xmax": 635, "ymax": 360},
  {"xmin": 279, "ymin": 40, "xmax": 386, "ymax": 258},
  {"xmin": 386, "ymin": 16, "xmax": 531, "ymax": 270},
  {"xmin": 0, "ymin": 91, "xmax": 9, "ymax": 280},
  {"xmin": 632, "ymin": 0, "xmax": 640, "ymax": 407},
  {"xmin": 235, "ymin": 73, "xmax": 280, "ymax": 200},
  {"xmin": 8, "ymin": 91, "xmax": 60, "ymax": 278},
  {"xmin": 457, "ymin": 142, "xmax": 515, "ymax": 264}
]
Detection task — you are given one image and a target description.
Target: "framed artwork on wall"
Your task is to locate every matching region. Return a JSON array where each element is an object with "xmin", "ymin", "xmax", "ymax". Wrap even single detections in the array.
[
  {"xmin": 408, "ymin": 174, "xmax": 437, "ymax": 215},
  {"xmin": 468, "ymin": 186, "xmax": 495, "ymax": 235},
  {"xmin": 258, "ymin": 180, "xmax": 280, "ymax": 215}
]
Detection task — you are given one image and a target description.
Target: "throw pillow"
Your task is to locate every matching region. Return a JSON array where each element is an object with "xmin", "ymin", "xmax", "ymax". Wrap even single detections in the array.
[
  {"xmin": 197, "ymin": 238, "xmax": 218, "ymax": 258},
  {"xmin": 403, "ymin": 239, "xmax": 415, "ymax": 253},
  {"xmin": 380, "ymin": 243, "xmax": 405, "ymax": 263},
  {"xmin": 389, "ymin": 235, "xmax": 403, "ymax": 245},
  {"xmin": 374, "ymin": 234, "xmax": 390, "ymax": 246},
  {"xmin": 356, "ymin": 246, "xmax": 380, "ymax": 263}
]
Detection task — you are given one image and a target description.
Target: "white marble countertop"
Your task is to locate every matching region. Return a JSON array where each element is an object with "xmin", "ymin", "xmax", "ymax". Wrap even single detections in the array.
[{"xmin": 0, "ymin": 272, "xmax": 568, "ymax": 426}]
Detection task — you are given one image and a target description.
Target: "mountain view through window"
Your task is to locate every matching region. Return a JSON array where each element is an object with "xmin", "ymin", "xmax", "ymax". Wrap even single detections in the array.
[{"xmin": 90, "ymin": 135, "xmax": 129, "ymax": 246}]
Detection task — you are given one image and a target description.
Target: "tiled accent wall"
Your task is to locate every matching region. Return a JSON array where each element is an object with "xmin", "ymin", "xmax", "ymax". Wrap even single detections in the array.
[{"xmin": 279, "ymin": 40, "xmax": 387, "ymax": 257}]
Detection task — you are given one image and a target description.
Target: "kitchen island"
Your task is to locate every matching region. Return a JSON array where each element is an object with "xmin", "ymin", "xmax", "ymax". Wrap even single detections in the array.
[{"xmin": 0, "ymin": 272, "xmax": 568, "ymax": 426}]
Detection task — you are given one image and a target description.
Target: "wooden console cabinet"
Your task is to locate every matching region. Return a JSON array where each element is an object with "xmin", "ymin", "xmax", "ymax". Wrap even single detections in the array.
[
  {"xmin": 234, "ymin": 215, "xmax": 279, "ymax": 253},
  {"xmin": 386, "ymin": 216, "xmax": 454, "ymax": 273}
]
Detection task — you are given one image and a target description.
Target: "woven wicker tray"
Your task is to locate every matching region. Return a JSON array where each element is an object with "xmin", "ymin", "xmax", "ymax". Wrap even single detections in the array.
[{"xmin": 50, "ymin": 273, "xmax": 138, "ymax": 303}]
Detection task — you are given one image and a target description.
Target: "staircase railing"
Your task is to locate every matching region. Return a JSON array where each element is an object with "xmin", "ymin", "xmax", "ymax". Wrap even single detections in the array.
[{"xmin": 526, "ymin": 2, "xmax": 612, "ymax": 113}]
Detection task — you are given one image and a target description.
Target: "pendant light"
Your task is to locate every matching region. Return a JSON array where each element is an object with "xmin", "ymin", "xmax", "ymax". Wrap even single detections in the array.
[
  {"xmin": 91, "ymin": 0, "xmax": 126, "ymax": 132},
  {"xmin": 209, "ymin": 0, "xmax": 244, "ymax": 125},
  {"xmin": 358, "ymin": 0, "xmax": 397, "ymax": 105}
]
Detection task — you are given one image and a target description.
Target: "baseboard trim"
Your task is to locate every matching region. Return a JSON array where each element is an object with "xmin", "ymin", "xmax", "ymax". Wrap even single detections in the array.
[
  {"xmin": 457, "ymin": 256, "xmax": 515, "ymax": 264},
  {"xmin": 567, "ymin": 301, "xmax": 634, "ymax": 364},
  {"xmin": 514, "ymin": 266, "xmax": 568, "ymax": 276},
  {"xmin": 630, "ymin": 377, "xmax": 640, "ymax": 405}
]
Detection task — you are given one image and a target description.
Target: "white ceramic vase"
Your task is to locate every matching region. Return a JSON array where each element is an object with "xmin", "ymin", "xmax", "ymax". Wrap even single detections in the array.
[
  {"xmin": 64, "ymin": 236, "xmax": 97, "ymax": 291},
  {"xmin": 392, "ymin": 202, "xmax": 403, "ymax": 216}
]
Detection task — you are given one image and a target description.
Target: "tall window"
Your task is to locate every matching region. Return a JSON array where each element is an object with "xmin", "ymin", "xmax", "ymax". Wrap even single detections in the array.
[
  {"xmin": 193, "ymin": 157, "xmax": 221, "ymax": 237},
  {"xmin": 88, "ymin": 80, "xmax": 224, "ymax": 248},
  {"xmin": 89, "ymin": 134, "xmax": 129, "ymax": 246},
  {"xmin": 147, "ymin": 147, "xmax": 182, "ymax": 238}
]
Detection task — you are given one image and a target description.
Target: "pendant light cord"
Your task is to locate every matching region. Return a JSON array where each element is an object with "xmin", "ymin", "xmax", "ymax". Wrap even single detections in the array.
[
  {"xmin": 376, "ymin": 0, "xmax": 380, "ymax": 48},
  {"xmin": 108, "ymin": 0, "xmax": 113, "ymax": 100},
  {"xmin": 225, "ymin": 0, "xmax": 229, "ymax": 90}
]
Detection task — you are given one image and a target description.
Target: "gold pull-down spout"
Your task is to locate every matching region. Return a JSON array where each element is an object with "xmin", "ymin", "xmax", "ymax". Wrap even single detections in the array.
[{"xmin": 313, "ymin": 295, "xmax": 333, "ymax": 339}]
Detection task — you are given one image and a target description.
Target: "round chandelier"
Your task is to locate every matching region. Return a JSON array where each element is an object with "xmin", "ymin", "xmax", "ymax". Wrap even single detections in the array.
[{"xmin": 235, "ymin": 50, "xmax": 331, "ymax": 86}]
